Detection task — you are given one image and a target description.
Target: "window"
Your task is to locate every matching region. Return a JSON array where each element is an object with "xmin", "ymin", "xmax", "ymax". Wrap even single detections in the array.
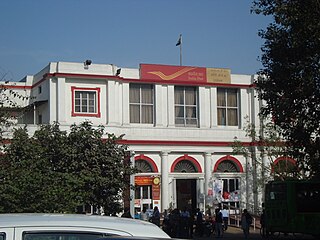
[
  {"xmin": 129, "ymin": 84, "xmax": 154, "ymax": 124},
  {"xmin": 175, "ymin": 86, "xmax": 198, "ymax": 126},
  {"xmin": 23, "ymin": 232, "xmax": 107, "ymax": 240},
  {"xmin": 71, "ymin": 87, "xmax": 101, "ymax": 117},
  {"xmin": 217, "ymin": 88, "xmax": 239, "ymax": 126}
]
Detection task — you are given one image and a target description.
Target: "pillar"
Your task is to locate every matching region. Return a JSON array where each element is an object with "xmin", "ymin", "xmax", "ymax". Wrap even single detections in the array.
[{"xmin": 161, "ymin": 151, "xmax": 170, "ymax": 212}]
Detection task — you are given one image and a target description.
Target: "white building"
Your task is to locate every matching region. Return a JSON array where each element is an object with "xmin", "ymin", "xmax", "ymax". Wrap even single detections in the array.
[{"xmin": 2, "ymin": 61, "xmax": 291, "ymax": 215}]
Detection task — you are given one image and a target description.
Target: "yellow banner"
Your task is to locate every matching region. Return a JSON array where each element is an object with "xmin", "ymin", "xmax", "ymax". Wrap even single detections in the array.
[{"xmin": 206, "ymin": 68, "xmax": 231, "ymax": 84}]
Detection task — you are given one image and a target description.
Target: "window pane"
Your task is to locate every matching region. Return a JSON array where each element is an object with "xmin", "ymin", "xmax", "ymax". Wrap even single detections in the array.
[
  {"xmin": 174, "ymin": 87, "xmax": 184, "ymax": 104},
  {"xmin": 228, "ymin": 109, "xmax": 238, "ymax": 126},
  {"xmin": 218, "ymin": 108, "xmax": 226, "ymax": 125},
  {"xmin": 186, "ymin": 106, "xmax": 196, "ymax": 118},
  {"xmin": 141, "ymin": 85, "xmax": 153, "ymax": 104},
  {"xmin": 142, "ymin": 186, "xmax": 150, "ymax": 199},
  {"xmin": 229, "ymin": 179, "xmax": 235, "ymax": 192},
  {"xmin": 185, "ymin": 87, "xmax": 196, "ymax": 105},
  {"xmin": 186, "ymin": 118, "xmax": 197, "ymax": 125},
  {"xmin": 227, "ymin": 89, "xmax": 237, "ymax": 107},
  {"xmin": 175, "ymin": 118, "xmax": 185, "ymax": 125},
  {"xmin": 175, "ymin": 106, "xmax": 184, "ymax": 118},
  {"xmin": 142, "ymin": 105, "xmax": 153, "ymax": 123},
  {"xmin": 130, "ymin": 84, "xmax": 140, "ymax": 103},
  {"xmin": 217, "ymin": 89, "xmax": 226, "ymax": 106},
  {"xmin": 130, "ymin": 105, "xmax": 140, "ymax": 123},
  {"xmin": 89, "ymin": 106, "xmax": 95, "ymax": 113},
  {"xmin": 135, "ymin": 186, "xmax": 141, "ymax": 199}
]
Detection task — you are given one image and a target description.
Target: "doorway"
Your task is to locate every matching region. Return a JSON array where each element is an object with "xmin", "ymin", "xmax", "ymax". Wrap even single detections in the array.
[{"xmin": 176, "ymin": 179, "xmax": 196, "ymax": 211}]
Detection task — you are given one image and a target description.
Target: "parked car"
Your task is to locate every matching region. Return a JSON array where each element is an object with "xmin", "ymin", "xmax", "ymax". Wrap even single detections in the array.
[{"xmin": 0, "ymin": 213, "xmax": 170, "ymax": 240}]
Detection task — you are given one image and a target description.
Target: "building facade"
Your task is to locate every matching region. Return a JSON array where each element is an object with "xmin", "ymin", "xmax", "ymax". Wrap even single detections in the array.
[{"xmin": 3, "ymin": 61, "xmax": 289, "ymax": 215}]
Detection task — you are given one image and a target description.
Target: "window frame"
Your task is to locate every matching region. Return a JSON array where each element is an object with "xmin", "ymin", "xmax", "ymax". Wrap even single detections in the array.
[
  {"xmin": 129, "ymin": 83, "xmax": 154, "ymax": 124},
  {"xmin": 217, "ymin": 88, "xmax": 239, "ymax": 126},
  {"xmin": 174, "ymin": 86, "xmax": 198, "ymax": 127},
  {"xmin": 71, "ymin": 87, "xmax": 101, "ymax": 117}
]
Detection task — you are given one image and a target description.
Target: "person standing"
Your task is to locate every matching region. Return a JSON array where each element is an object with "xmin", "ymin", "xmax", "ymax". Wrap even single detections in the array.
[
  {"xmin": 221, "ymin": 206, "xmax": 229, "ymax": 231},
  {"xmin": 151, "ymin": 206, "xmax": 161, "ymax": 227},
  {"xmin": 180, "ymin": 207, "xmax": 190, "ymax": 238},
  {"xmin": 195, "ymin": 208, "xmax": 204, "ymax": 237},
  {"xmin": 241, "ymin": 209, "xmax": 252, "ymax": 239},
  {"xmin": 215, "ymin": 208, "xmax": 223, "ymax": 238},
  {"xmin": 140, "ymin": 208, "xmax": 148, "ymax": 221}
]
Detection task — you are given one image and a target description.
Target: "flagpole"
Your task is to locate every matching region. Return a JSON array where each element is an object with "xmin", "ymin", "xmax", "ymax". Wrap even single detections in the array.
[
  {"xmin": 176, "ymin": 34, "xmax": 182, "ymax": 66},
  {"xmin": 179, "ymin": 34, "xmax": 182, "ymax": 66},
  {"xmin": 180, "ymin": 37, "xmax": 182, "ymax": 66}
]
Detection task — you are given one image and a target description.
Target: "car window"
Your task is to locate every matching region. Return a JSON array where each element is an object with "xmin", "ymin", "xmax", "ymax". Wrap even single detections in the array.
[
  {"xmin": 23, "ymin": 232, "xmax": 112, "ymax": 240},
  {"xmin": 0, "ymin": 233, "xmax": 5, "ymax": 240}
]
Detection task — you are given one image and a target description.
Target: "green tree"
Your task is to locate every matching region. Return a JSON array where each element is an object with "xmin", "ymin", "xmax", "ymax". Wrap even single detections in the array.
[
  {"xmin": 252, "ymin": 0, "xmax": 320, "ymax": 178},
  {"xmin": 0, "ymin": 121, "xmax": 136, "ymax": 214}
]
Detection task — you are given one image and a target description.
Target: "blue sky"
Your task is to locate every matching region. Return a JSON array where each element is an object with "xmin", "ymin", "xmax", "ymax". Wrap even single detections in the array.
[{"xmin": 0, "ymin": 0, "xmax": 271, "ymax": 81}]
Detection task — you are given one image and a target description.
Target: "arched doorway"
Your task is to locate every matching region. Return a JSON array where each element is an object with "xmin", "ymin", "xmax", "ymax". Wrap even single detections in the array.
[
  {"xmin": 171, "ymin": 155, "xmax": 202, "ymax": 211},
  {"xmin": 134, "ymin": 155, "xmax": 159, "ymax": 214},
  {"xmin": 213, "ymin": 156, "xmax": 243, "ymax": 212}
]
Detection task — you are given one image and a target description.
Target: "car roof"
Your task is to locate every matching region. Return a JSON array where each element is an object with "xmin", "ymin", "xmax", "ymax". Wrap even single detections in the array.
[{"xmin": 0, "ymin": 213, "xmax": 170, "ymax": 238}]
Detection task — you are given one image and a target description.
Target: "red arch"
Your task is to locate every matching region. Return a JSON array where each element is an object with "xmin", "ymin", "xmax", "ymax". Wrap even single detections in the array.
[
  {"xmin": 134, "ymin": 154, "xmax": 159, "ymax": 173},
  {"xmin": 170, "ymin": 154, "xmax": 202, "ymax": 173},
  {"xmin": 273, "ymin": 156, "xmax": 296, "ymax": 166},
  {"xmin": 272, "ymin": 156, "xmax": 296, "ymax": 172},
  {"xmin": 213, "ymin": 155, "xmax": 244, "ymax": 172}
]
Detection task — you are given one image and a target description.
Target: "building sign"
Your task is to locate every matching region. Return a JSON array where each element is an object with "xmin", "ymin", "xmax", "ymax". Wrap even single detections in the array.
[
  {"xmin": 135, "ymin": 176, "xmax": 161, "ymax": 200},
  {"xmin": 140, "ymin": 64, "xmax": 231, "ymax": 84}
]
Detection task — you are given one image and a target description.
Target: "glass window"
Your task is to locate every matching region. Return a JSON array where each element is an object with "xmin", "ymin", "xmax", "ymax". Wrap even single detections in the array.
[
  {"xmin": 74, "ymin": 91, "xmax": 97, "ymax": 114},
  {"xmin": 0, "ymin": 233, "xmax": 5, "ymax": 240},
  {"xmin": 23, "ymin": 232, "xmax": 107, "ymax": 240},
  {"xmin": 130, "ymin": 84, "xmax": 154, "ymax": 124},
  {"xmin": 217, "ymin": 88, "xmax": 239, "ymax": 126},
  {"xmin": 175, "ymin": 86, "xmax": 198, "ymax": 126}
]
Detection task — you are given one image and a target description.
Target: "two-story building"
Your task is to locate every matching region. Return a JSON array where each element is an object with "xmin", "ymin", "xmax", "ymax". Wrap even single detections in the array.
[{"xmin": 2, "ymin": 61, "xmax": 292, "ymax": 215}]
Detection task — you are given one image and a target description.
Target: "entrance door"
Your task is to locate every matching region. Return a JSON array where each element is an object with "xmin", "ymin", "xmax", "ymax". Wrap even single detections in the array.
[{"xmin": 176, "ymin": 179, "xmax": 196, "ymax": 210}]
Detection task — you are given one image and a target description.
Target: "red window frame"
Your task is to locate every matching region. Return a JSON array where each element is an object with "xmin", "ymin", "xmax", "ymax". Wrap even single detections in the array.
[{"xmin": 71, "ymin": 86, "xmax": 101, "ymax": 117}]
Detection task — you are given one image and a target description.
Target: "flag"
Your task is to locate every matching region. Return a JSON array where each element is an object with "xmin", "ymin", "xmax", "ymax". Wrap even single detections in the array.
[{"xmin": 176, "ymin": 34, "xmax": 182, "ymax": 46}]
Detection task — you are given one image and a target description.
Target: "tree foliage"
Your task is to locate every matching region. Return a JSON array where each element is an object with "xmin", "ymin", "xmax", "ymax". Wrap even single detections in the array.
[
  {"xmin": 0, "ymin": 121, "xmax": 136, "ymax": 214},
  {"xmin": 252, "ymin": 0, "xmax": 320, "ymax": 178}
]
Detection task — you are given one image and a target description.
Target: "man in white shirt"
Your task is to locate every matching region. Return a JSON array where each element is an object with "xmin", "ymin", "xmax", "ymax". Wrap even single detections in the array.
[{"xmin": 220, "ymin": 206, "xmax": 229, "ymax": 231}]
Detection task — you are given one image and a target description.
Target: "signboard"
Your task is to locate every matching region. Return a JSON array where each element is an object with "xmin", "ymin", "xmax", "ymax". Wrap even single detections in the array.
[
  {"xmin": 140, "ymin": 64, "xmax": 231, "ymax": 84},
  {"xmin": 135, "ymin": 176, "xmax": 161, "ymax": 200}
]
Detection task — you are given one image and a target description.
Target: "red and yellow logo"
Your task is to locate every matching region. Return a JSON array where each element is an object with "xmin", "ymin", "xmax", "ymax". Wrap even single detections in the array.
[{"xmin": 140, "ymin": 64, "xmax": 231, "ymax": 83}]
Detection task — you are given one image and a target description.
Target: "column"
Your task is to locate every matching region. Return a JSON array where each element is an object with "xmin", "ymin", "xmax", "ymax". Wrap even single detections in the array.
[
  {"xmin": 130, "ymin": 151, "xmax": 135, "ymax": 217},
  {"xmin": 204, "ymin": 152, "xmax": 212, "ymax": 198},
  {"xmin": 161, "ymin": 151, "xmax": 170, "ymax": 212}
]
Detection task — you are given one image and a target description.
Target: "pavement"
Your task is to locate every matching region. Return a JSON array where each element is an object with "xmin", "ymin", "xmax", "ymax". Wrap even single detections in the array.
[
  {"xmin": 192, "ymin": 226, "xmax": 315, "ymax": 240},
  {"xmin": 193, "ymin": 226, "xmax": 261, "ymax": 240}
]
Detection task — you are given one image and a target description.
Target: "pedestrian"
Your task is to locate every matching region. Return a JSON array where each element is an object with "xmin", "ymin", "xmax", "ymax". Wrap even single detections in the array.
[
  {"xmin": 151, "ymin": 206, "xmax": 161, "ymax": 227},
  {"xmin": 195, "ymin": 208, "xmax": 204, "ymax": 237},
  {"xmin": 215, "ymin": 208, "xmax": 223, "ymax": 238},
  {"xmin": 180, "ymin": 207, "xmax": 190, "ymax": 238},
  {"xmin": 169, "ymin": 208, "xmax": 180, "ymax": 238},
  {"xmin": 241, "ymin": 209, "xmax": 252, "ymax": 239},
  {"xmin": 140, "ymin": 208, "xmax": 148, "ymax": 221},
  {"xmin": 221, "ymin": 206, "xmax": 229, "ymax": 231}
]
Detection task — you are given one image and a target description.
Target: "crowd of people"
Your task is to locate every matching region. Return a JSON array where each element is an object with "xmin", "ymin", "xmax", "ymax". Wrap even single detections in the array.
[{"xmin": 122, "ymin": 205, "xmax": 254, "ymax": 239}]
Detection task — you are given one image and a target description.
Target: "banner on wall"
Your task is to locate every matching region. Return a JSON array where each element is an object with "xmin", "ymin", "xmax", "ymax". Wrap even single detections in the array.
[
  {"xmin": 140, "ymin": 64, "xmax": 231, "ymax": 84},
  {"xmin": 135, "ymin": 176, "xmax": 161, "ymax": 200}
]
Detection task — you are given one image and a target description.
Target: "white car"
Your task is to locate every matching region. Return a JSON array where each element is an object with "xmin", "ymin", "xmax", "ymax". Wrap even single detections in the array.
[{"xmin": 0, "ymin": 213, "xmax": 170, "ymax": 240}]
